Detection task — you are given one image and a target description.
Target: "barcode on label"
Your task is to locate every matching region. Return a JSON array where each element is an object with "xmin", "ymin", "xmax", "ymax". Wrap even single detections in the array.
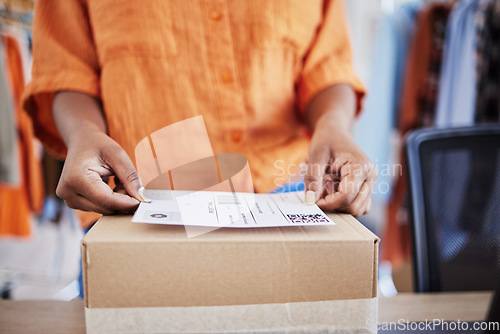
[{"xmin": 286, "ymin": 214, "xmax": 330, "ymax": 224}]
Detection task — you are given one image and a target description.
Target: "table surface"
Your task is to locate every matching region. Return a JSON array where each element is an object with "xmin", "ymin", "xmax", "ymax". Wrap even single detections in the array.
[{"xmin": 0, "ymin": 292, "xmax": 493, "ymax": 334}]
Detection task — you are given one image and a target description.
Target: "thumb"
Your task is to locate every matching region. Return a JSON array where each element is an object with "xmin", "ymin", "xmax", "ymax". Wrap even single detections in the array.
[
  {"xmin": 304, "ymin": 147, "xmax": 330, "ymax": 203},
  {"xmin": 103, "ymin": 147, "xmax": 145, "ymax": 202}
]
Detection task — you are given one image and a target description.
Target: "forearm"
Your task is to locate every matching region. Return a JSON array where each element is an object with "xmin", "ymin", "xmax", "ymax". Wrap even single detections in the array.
[
  {"xmin": 304, "ymin": 84, "xmax": 374, "ymax": 216},
  {"xmin": 52, "ymin": 91, "xmax": 144, "ymax": 212},
  {"xmin": 53, "ymin": 91, "xmax": 107, "ymax": 147},
  {"xmin": 305, "ymin": 84, "xmax": 356, "ymax": 132}
]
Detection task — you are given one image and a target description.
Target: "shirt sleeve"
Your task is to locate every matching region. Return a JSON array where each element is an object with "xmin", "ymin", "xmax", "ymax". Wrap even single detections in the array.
[
  {"xmin": 296, "ymin": 0, "xmax": 365, "ymax": 115},
  {"xmin": 22, "ymin": 0, "xmax": 100, "ymax": 158}
]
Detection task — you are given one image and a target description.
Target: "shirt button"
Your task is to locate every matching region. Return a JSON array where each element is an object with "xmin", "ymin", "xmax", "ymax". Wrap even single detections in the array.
[
  {"xmin": 221, "ymin": 72, "xmax": 233, "ymax": 83},
  {"xmin": 230, "ymin": 130, "xmax": 243, "ymax": 143},
  {"xmin": 210, "ymin": 10, "xmax": 222, "ymax": 21}
]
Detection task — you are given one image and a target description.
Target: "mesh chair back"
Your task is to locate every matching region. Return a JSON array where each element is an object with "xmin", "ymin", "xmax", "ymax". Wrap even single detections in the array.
[{"xmin": 405, "ymin": 126, "xmax": 500, "ymax": 292}]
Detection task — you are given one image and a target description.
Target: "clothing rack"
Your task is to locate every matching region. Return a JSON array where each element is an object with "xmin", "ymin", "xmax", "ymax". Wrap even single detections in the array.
[{"xmin": 366, "ymin": 0, "xmax": 500, "ymax": 273}]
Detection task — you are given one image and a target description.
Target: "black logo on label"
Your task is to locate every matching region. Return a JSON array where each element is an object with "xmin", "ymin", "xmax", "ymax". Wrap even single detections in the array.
[{"xmin": 150, "ymin": 213, "xmax": 168, "ymax": 218}]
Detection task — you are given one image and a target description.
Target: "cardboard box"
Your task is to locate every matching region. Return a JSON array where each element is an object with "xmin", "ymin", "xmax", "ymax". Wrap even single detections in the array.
[{"xmin": 82, "ymin": 213, "xmax": 379, "ymax": 333}]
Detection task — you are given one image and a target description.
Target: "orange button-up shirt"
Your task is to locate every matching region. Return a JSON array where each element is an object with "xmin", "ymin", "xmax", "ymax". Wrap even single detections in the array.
[{"xmin": 23, "ymin": 0, "xmax": 364, "ymax": 195}]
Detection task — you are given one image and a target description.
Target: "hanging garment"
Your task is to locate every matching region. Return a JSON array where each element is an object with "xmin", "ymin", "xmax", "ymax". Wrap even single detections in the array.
[
  {"xmin": 354, "ymin": 2, "xmax": 421, "ymax": 204},
  {"xmin": 383, "ymin": 3, "xmax": 452, "ymax": 268},
  {"xmin": 392, "ymin": 2, "xmax": 424, "ymax": 127},
  {"xmin": 435, "ymin": 0, "xmax": 481, "ymax": 127},
  {"xmin": 0, "ymin": 38, "xmax": 20, "ymax": 185},
  {"xmin": 400, "ymin": 5, "xmax": 451, "ymax": 133},
  {"xmin": 2, "ymin": 25, "xmax": 32, "ymax": 83},
  {"xmin": 475, "ymin": 0, "xmax": 500, "ymax": 123},
  {"xmin": 0, "ymin": 34, "xmax": 44, "ymax": 237}
]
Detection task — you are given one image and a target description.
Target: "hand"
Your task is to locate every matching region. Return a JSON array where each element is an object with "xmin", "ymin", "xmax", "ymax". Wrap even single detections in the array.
[
  {"xmin": 304, "ymin": 122, "xmax": 377, "ymax": 217},
  {"xmin": 56, "ymin": 125, "xmax": 143, "ymax": 214}
]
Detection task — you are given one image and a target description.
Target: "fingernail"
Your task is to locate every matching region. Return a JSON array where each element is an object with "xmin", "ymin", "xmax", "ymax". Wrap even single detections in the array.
[
  {"xmin": 138, "ymin": 187, "xmax": 152, "ymax": 203},
  {"xmin": 305, "ymin": 190, "xmax": 316, "ymax": 205}
]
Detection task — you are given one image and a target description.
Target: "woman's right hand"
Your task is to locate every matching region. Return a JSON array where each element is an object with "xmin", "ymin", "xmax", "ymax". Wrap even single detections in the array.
[
  {"xmin": 56, "ymin": 123, "xmax": 143, "ymax": 215},
  {"xmin": 52, "ymin": 91, "xmax": 145, "ymax": 214}
]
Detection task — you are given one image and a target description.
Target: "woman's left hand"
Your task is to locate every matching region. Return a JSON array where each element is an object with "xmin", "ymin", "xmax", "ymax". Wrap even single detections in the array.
[{"xmin": 304, "ymin": 122, "xmax": 377, "ymax": 217}]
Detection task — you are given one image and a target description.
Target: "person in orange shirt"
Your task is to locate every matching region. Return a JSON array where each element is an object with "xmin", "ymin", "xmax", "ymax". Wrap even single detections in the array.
[{"xmin": 23, "ymin": 0, "xmax": 376, "ymax": 220}]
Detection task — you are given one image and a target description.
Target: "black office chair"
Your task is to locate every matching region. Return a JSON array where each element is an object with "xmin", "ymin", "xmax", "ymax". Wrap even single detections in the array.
[{"xmin": 404, "ymin": 125, "xmax": 500, "ymax": 292}]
